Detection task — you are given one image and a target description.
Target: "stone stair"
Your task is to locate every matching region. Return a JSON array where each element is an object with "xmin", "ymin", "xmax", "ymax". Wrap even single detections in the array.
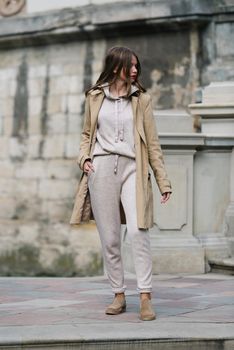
[{"xmin": 209, "ymin": 257, "xmax": 234, "ymax": 275}]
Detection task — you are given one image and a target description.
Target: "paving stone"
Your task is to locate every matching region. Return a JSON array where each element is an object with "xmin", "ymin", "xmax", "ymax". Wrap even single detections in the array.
[{"xmin": 0, "ymin": 274, "xmax": 233, "ymax": 347}]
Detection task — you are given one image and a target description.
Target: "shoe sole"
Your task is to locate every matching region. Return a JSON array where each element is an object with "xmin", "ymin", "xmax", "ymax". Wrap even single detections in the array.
[
  {"xmin": 139, "ymin": 315, "xmax": 156, "ymax": 321},
  {"xmin": 105, "ymin": 305, "xmax": 126, "ymax": 315}
]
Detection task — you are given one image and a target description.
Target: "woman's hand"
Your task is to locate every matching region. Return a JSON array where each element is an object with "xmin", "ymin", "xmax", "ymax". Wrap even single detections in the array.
[
  {"xmin": 161, "ymin": 192, "xmax": 171, "ymax": 204},
  {"xmin": 83, "ymin": 160, "xmax": 95, "ymax": 174}
]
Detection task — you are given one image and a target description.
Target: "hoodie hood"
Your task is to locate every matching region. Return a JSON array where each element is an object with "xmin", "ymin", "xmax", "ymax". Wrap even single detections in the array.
[{"xmin": 102, "ymin": 83, "xmax": 139, "ymax": 100}]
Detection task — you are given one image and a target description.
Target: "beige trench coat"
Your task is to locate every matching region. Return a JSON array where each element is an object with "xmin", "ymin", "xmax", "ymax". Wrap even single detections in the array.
[{"xmin": 70, "ymin": 88, "xmax": 172, "ymax": 229}]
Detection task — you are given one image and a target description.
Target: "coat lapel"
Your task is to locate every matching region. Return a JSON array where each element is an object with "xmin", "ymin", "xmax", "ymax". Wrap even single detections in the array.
[
  {"xmin": 90, "ymin": 91, "xmax": 105, "ymax": 136},
  {"xmin": 132, "ymin": 95, "xmax": 146, "ymax": 145}
]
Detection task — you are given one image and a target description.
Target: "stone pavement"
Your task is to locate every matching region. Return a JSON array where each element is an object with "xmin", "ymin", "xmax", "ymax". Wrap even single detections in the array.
[{"xmin": 0, "ymin": 273, "xmax": 233, "ymax": 349}]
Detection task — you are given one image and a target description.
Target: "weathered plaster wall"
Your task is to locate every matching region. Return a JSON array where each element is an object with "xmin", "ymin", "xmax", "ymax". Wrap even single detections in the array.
[
  {"xmin": 0, "ymin": 41, "xmax": 106, "ymax": 276},
  {"xmin": 0, "ymin": 0, "xmax": 233, "ymax": 275}
]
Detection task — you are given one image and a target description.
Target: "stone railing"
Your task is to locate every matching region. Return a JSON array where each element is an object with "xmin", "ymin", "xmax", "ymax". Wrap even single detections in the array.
[{"xmin": 123, "ymin": 82, "xmax": 234, "ymax": 273}]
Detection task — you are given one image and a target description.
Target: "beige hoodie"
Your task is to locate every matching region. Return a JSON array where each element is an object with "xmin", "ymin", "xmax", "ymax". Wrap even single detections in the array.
[{"xmin": 92, "ymin": 84, "xmax": 139, "ymax": 165}]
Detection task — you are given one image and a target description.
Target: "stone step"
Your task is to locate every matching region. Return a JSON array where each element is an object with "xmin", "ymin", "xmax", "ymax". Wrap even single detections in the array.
[
  {"xmin": 1, "ymin": 338, "xmax": 233, "ymax": 350},
  {"xmin": 209, "ymin": 257, "xmax": 234, "ymax": 275},
  {"xmin": 0, "ymin": 274, "xmax": 233, "ymax": 350}
]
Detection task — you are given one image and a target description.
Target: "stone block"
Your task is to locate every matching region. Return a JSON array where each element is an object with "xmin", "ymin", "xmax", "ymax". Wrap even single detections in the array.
[
  {"xmin": 61, "ymin": 96, "xmax": 68, "ymax": 114},
  {"xmin": 63, "ymin": 63, "xmax": 84, "ymax": 75},
  {"xmin": 50, "ymin": 65, "xmax": 63, "ymax": 76},
  {"xmin": 203, "ymin": 82, "xmax": 234, "ymax": 104},
  {"xmin": 67, "ymin": 113, "xmax": 82, "ymax": 134},
  {"xmin": 49, "ymin": 76, "xmax": 71, "ymax": 95},
  {"xmin": 0, "ymin": 79, "xmax": 9, "ymax": 98},
  {"xmin": 123, "ymin": 236, "xmax": 205, "ymax": 274},
  {"xmin": 0, "ymin": 160, "xmax": 15, "ymax": 177},
  {"xmin": 64, "ymin": 134, "xmax": 80, "ymax": 158},
  {"xmin": 40, "ymin": 199, "xmax": 72, "ymax": 222},
  {"xmin": 202, "ymin": 118, "xmax": 234, "ymax": 135},
  {"xmin": 15, "ymin": 179, "xmax": 38, "ymax": 199},
  {"xmin": 39, "ymin": 179, "xmax": 76, "ymax": 199},
  {"xmin": 28, "ymin": 97, "xmax": 42, "ymax": 117},
  {"xmin": 15, "ymin": 160, "xmax": 47, "ymax": 179},
  {"xmin": 9, "ymin": 137, "xmax": 27, "ymax": 159},
  {"xmin": 216, "ymin": 23, "xmax": 234, "ymax": 57},
  {"xmin": 0, "ymin": 178, "xmax": 17, "ymax": 197},
  {"xmin": 47, "ymin": 113, "xmax": 67, "ymax": 134},
  {"xmin": 70, "ymin": 223, "xmax": 103, "ymax": 276},
  {"xmin": 0, "ymin": 114, "xmax": 3, "ymax": 135},
  {"xmin": 14, "ymin": 198, "xmax": 41, "ymax": 221},
  {"xmin": 17, "ymin": 222, "xmax": 40, "ymax": 246},
  {"xmin": 0, "ymin": 68, "xmax": 17, "ymax": 80},
  {"xmin": 198, "ymin": 234, "xmax": 231, "ymax": 261},
  {"xmin": 27, "ymin": 0, "xmax": 89, "ymax": 13},
  {"xmin": 38, "ymin": 246, "xmax": 62, "ymax": 271},
  {"xmin": 2, "ymin": 98, "xmax": 14, "ymax": 117},
  {"xmin": 44, "ymin": 222, "xmax": 71, "ymax": 245},
  {"xmin": 0, "ymin": 137, "xmax": 8, "ymax": 158},
  {"xmin": 0, "ymin": 197, "xmax": 17, "ymax": 219},
  {"xmin": 194, "ymin": 151, "xmax": 230, "ymax": 234},
  {"xmin": 28, "ymin": 65, "xmax": 47, "ymax": 78},
  {"xmin": 42, "ymin": 135, "xmax": 65, "ymax": 158},
  {"xmin": 46, "ymin": 159, "xmax": 77, "ymax": 179},
  {"xmin": 28, "ymin": 115, "xmax": 41, "ymax": 135},
  {"xmin": 67, "ymin": 95, "xmax": 82, "ymax": 114},
  {"xmin": 3, "ymin": 116, "xmax": 13, "ymax": 136},
  {"xmin": 69, "ymin": 76, "xmax": 83, "ymax": 94},
  {"xmin": 28, "ymin": 78, "xmax": 44, "ymax": 97},
  {"xmin": 47, "ymin": 95, "xmax": 62, "ymax": 114},
  {"xmin": 8, "ymin": 80, "xmax": 17, "ymax": 97},
  {"xmin": 151, "ymin": 246, "xmax": 205, "ymax": 274},
  {"xmin": 155, "ymin": 110, "xmax": 194, "ymax": 133},
  {"xmin": 27, "ymin": 135, "xmax": 43, "ymax": 159}
]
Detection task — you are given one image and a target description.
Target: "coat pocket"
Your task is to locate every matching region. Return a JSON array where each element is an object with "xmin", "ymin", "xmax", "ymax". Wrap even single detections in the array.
[{"xmin": 146, "ymin": 172, "xmax": 154, "ymax": 224}]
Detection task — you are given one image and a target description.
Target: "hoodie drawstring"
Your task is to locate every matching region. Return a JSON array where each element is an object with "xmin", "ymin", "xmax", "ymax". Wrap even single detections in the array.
[
  {"xmin": 114, "ymin": 98, "xmax": 124, "ymax": 174},
  {"xmin": 119, "ymin": 98, "xmax": 124, "ymax": 141},
  {"xmin": 114, "ymin": 154, "xmax": 119, "ymax": 174},
  {"xmin": 114, "ymin": 100, "xmax": 119, "ymax": 143},
  {"xmin": 115, "ymin": 98, "xmax": 124, "ymax": 143}
]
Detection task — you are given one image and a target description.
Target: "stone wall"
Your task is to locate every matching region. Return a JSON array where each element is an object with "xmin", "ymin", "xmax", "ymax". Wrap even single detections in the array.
[
  {"xmin": 0, "ymin": 41, "xmax": 106, "ymax": 276},
  {"xmin": 0, "ymin": 0, "xmax": 234, "ymax": 275}
]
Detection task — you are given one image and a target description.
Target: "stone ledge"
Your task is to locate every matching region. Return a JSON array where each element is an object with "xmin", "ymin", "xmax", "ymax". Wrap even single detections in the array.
[
  {"xmin": 159, "ymin": 133, "xmax": 204, "ymax": 148},
  {"xmin": 189, "ymin": 104, "xmax": 234, "ymax": 117},
  {"xmin": 1, "ymin": 0, "xmax": 233, "ymax": 47}
]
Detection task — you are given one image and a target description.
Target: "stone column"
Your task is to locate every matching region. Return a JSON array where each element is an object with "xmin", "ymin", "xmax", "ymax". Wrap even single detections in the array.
[
  {"xmin": 122, "ymin": 110, "xmax": 205, "ymax": 274},
  {"xmin": 225, "ymin": 149, "xmax": 234, "ymax": 254},
  {"xmin": 189, "ymin": 82, "xmax": 234, "ymax": 270}
]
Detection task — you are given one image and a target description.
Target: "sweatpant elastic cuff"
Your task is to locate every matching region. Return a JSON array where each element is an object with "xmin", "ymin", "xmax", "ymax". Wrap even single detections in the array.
[
  {"xmin": 137, "ymin": 288, "xmax": 152, "ymax": 294},
  {"xmin": 112, "ymin": 286, "xmax": 127, "ymax": 294}
]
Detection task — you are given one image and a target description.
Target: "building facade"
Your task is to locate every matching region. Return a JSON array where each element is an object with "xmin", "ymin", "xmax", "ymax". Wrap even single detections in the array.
[{"xmin": 0, "ymin": 0, "xmax": 233, "ymax": 275}]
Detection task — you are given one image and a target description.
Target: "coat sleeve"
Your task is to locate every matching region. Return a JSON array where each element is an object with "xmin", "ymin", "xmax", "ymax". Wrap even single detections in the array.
[
  {"xmin": 143, "ymin": 96, "xmax": 172, "ymax": 195},
  {"xmin": 77, "ymin": 95, "xmax": 92, "ymax": 171}
]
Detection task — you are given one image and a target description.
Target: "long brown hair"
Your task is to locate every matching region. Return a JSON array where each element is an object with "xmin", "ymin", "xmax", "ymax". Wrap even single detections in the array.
[{"xmin": 86, "ymin": 46, "xmax": 146, "ymax": 96}]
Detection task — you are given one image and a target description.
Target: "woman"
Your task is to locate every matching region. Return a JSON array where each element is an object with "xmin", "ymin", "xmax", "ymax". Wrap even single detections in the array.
[{"xmin": 70, "ymin": 46, "xmax": 172, "ymax": 321}]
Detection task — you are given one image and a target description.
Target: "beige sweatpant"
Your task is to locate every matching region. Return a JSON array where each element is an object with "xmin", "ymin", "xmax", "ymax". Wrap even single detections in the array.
[{"xmin": 88, "ymin": 154, "xmax": 153, "ymax": 294}]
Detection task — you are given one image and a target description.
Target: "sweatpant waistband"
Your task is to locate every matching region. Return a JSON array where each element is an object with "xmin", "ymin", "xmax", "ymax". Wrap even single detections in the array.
[{"xmin": 93, "ymin": 154, "xmax": 135, "ymax": 175}]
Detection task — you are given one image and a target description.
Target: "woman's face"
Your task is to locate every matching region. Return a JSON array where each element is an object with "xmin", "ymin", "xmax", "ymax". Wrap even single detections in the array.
[{"xmin": 117, "ymin": 55, "xmax": 138, "ymax": 82}]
